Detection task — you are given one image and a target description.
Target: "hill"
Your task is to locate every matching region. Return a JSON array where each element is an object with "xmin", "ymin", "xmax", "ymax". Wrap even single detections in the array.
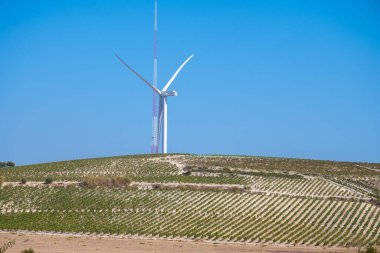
[{"xmin": 1, "ymin": 154, "xmax": 380, "ymax": 248}]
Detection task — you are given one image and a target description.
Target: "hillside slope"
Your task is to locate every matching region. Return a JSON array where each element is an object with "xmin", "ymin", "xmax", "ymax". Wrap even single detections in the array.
[{"xmin": 1, "ymin": 154, "xmax": 379, "ymax": 247}]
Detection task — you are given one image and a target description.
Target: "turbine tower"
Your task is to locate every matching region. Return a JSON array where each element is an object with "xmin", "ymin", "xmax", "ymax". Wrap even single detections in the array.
[
  {"xmin": 152, "ymin": 0, "xmax": 159, "ymax": 154},
  {"xmin": 115, "ymin": 1, "xmax": 194, "ymax": 154}
]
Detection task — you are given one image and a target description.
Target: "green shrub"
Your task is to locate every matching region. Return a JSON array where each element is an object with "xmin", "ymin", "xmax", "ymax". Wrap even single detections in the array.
[
  {"xmin": 358, "ymin": 246, "xmax": 377, "ymax": 253},
  {"xmin": 21, "ymin": 249, "xmax": 35, "ymax": 253},
  {"xmin": 6, "ymin": 161, "xmax": 15, "ymax": 167},
  {"xmin": 243, "ymin": 185, "xmax": 251, "ymax": 191},
  {"xmin": 152, "ymin": 184, "xmax": 162, "ymax": 189},
  {"xmin": 81, "ymin": 176, "xmax": 131, "ymax": 188},
  {"xmin": 45, "ymin": 177, "xmax": 53, "ymax": 184},
  {"xmin": 21, "ymin": 178, "xmax": 27, "ymax": 184},
  {"xmin": 0, "ymin": 161, "xmax": 15, "ymax": 168}
]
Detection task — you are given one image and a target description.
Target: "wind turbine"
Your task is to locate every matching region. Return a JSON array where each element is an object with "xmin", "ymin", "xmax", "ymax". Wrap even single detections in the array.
[
  {"xmin": 114, "ymin": 53, "xmax": 194, "ymax": 154},
  {"xmin": 115, "ymin": 0, "xmax": 193, "ymax": 154}
]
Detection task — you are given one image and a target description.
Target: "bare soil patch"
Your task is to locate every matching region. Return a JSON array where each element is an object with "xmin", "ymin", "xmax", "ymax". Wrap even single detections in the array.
[{"xmin": 0, "ymin": 232, "xmax": 359, "ymax": 253}]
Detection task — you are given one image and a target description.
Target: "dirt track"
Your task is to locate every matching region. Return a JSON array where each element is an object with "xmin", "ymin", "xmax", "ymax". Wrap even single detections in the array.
[{"xmin": 0, "ymin": 232, "xmax": 360, "ymax": 253}]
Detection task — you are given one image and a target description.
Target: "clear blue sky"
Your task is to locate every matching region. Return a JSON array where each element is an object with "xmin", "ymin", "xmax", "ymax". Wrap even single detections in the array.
[{"xmin": 1, "ymin": 0, "xmax": 379, "ymax": 165}]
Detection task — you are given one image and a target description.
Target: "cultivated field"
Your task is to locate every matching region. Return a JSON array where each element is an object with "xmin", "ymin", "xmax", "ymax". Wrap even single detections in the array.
[{"xmin": 0, "ymin": 154, "xmax": 379, "ymax": 250}]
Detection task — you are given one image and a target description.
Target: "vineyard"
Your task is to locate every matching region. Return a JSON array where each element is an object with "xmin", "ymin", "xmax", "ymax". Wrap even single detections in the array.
[{"xmin": 0, "ymin": 154, "xmax": 380, "ymax": 248}]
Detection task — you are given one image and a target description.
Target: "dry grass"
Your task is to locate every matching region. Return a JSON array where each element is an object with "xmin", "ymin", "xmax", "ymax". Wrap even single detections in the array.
[
  {"xmin": 151, "ymin": 183, "xmax": 246, "ymax": 193},
  {"xmin": 80, "ymin": 176, "xmax": 131, "ymax": 188},
  {"xmin": 0, "ymin": 176, "xmax": 4, "ymax": 187}
]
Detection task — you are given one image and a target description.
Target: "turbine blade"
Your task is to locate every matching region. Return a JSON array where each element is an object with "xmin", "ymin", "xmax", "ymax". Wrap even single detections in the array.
[
  {"xmin": 115, "ymin": 53, "xmax": 161, "ymax": 95},
  {"xmin": 162, "ymin": 54, "xmax": 194, "ymax": 92}
]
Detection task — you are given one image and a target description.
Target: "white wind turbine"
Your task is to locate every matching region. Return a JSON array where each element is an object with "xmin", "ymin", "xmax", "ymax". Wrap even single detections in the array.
[{"xmin": 115, "ymin": 53, "xmax": 194, "ymax": 153}]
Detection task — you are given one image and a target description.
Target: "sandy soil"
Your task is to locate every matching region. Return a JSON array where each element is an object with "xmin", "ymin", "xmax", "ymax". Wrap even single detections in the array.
[{"xmin": 0, "ymin": 232, "xmax": 360, "ymax": 253}]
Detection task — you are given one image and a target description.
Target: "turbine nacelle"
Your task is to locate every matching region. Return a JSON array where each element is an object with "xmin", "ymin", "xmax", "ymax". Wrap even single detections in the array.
[{"xmin": 161, "ymin": 90, "xmax": 178, "ymax": 97}]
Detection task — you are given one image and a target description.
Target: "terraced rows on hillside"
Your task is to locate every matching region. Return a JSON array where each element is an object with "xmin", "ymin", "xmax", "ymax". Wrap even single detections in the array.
[
  {"xmin": 174, "ymin": 155, "xmax": 380, "ymax": 200},
  {"xmin": 0, "ymin": 187, "xmax": 379, "ymax": 247},
  {"xmin": 1, "ymin": 154, "xmax": 380, "ymax": 247},
  {"xmin": 0, "ymin": 156, "xmax": 179, "ymax": 182}
]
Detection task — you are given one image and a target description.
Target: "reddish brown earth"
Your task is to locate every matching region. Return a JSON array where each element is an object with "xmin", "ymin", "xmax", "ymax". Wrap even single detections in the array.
[{"xmin": 0, "ymin": 232, "xmax": 362, "ymax": 253}]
